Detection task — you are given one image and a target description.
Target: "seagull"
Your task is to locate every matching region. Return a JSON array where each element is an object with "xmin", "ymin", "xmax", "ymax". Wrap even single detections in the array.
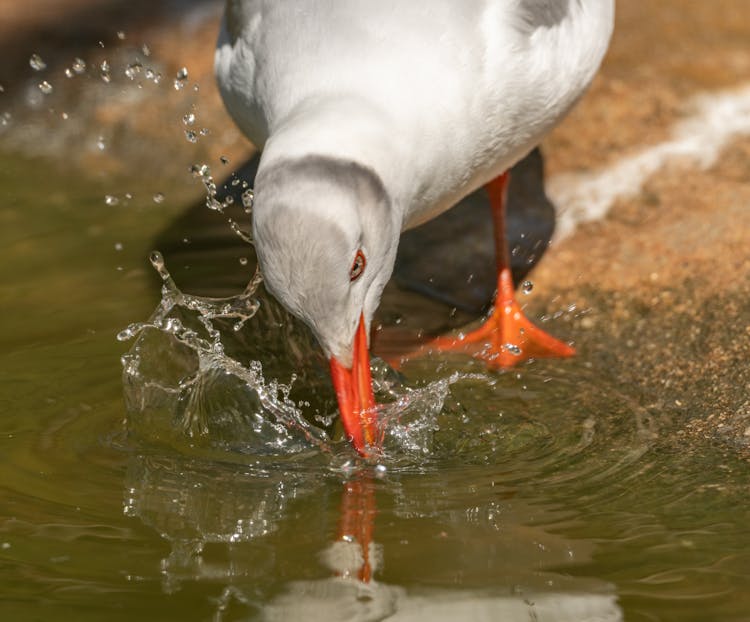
[{"xmin": 215, "ymin": 0, "xmax": 615, "ymax": 456}]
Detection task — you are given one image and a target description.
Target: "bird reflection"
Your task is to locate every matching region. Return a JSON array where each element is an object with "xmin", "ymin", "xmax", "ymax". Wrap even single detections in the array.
[{"xmin": 334, "ymin": 473, "xmax": 378, "ymax": 583}]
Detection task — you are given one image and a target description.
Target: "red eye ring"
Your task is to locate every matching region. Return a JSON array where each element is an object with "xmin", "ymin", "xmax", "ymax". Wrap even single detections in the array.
[{"xmin": 350, "ymin": 250, "xmax": 366, "ymax": 281}]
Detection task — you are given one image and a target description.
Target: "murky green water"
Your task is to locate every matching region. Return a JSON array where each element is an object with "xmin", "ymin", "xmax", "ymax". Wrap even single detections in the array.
[{"xmin": 2, "ymin": 150, "xmax": 750, "ymax": 622}]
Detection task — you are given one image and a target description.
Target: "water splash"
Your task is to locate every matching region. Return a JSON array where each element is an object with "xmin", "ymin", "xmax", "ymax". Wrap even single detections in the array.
[
  {"xmin": 119, "ymin": 251, "xmax": 334, "ymax": 456},
  {"xmin": 29, "ymin": 54, "xmax": 47, "ymax": 71},
  {"xmin": 117, "ymin": 245, "xmax": 470, "ymax": 464}
]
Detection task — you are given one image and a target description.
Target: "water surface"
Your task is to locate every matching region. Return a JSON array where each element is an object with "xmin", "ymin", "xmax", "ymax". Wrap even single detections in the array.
[{"xmin": 1, "ymin": 149, "xmax": 750, "ymax": 622}]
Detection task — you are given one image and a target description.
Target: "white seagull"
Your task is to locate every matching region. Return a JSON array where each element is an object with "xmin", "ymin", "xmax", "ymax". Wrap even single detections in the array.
[{"xmin": 215, "ymin": 0, "xmax": 615, "ymax": 455}]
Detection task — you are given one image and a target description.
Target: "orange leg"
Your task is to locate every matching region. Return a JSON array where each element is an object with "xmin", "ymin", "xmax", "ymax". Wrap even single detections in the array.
[{"xmin": 415, "ymin": 172, "xmax": 575, "ymax": 369}]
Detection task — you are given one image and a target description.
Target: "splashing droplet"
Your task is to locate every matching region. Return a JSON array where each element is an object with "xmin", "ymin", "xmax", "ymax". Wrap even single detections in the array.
[
  {"xmin": 29, "ymin": 54, "xmax": 47, "ymax": 71},
  {"xmin": 148, "ymin": 250, "xmax": 174, "ymax": 285},
  {"xmin": 241, "ymin": 189, "xmax": 254, "ymax": 211},
  {"xmin": 174, "ymin": 67, "xmax": 188, "ymax": 90},
  {"xmin": 125, "ymin": 62, "xmax": 142, "ymax": 80},
  {"xmin": 100, "ymin": 60, "xmax": 111, "ymax": 83},
  {"xmin": 116, "ymin": 324, "xmax": 140, "ymax": 342}
]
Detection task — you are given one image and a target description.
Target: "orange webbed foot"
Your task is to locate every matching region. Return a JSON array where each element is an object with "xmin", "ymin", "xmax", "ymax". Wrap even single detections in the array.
[{"xmin": 395, "ymin": 268, "xmax": 574, "ymax": 370}]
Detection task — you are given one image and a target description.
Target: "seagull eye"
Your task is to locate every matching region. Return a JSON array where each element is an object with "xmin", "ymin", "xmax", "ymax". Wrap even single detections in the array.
[{"xmin": 349, "ymin": 250, "xmax": 366, "ymax": 281}]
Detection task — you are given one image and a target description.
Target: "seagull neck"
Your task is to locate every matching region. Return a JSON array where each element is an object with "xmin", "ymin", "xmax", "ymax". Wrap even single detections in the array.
[{"xmin": 262, "ymin": 97, "xmax": 405, "ymax": 225}]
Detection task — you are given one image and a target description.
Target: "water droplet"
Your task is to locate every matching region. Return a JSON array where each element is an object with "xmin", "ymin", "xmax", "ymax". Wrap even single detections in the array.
[
  {"xmin": 64, "ymin": 68, "xmax": 74, "ymax": 78},
  {"xmin": 152, "ymin": 192, "xmax": 165, "ymax": 204},
  {"xmin": 184, "ymin": 130, "xmax": 197, "ymax": 143},
  {"xmin": 182, "ymin": 112, "xmax": 195, "ymax": 126},
  {"xmin": 114, "ymin": 242, "xmax": 123, "ymax": 251},
  {"xmin": 61, "ymin": 112, "xmax": 68, "ymax": 120},
  {"xmin": 239, "ymin": 257, "xmax": 248, "ymax": 266},
  {"xmin": 149, "ymin": 250, "xmax": 168, "ymax": 277},
  {"xmin": 190, "ymin": 163, "xmax": 209, "ymax": 178},
  {"xmin": 100, "ymin": 60, "xmax": 111, "ymax": 83},
  {"xmin": 223, "ymin": 195, "xmax": 234, "ymax": 206},
  {"xmin": 199, "ymin": 127, "xmax": 209, "ymax": 136},
  {"xmin": 38, "ymin": 81, "xmax": 53, "ymax": 95},
  {"xmin": 29, "ymin": 54, "xmax": 47, "ymax": 71},
  {"xmin": 341, "ymin": 534, "xmax": 355, "ymax": 543},
  {"xmin": 72, "ymin": 58, "xmax": 86, "ymax": 74},
  {"xmin": 141, "ymin": 44, "xmax": 151, "ymax": 57},
  {"xmin": 241, "ymin": 189, "xmax": 254, "ymax": 210},
  {"xmin": 173, "ymin": 67, "xmax": 188, "ymax": 90},
  {"xmin": 164, "ymin": 318, "xmax": 183, "ymax": 333},
  {"xmin": 220, "ymin": 155, "xmax": 229, "ymax": 165},
  {"xmin": 117, "ymin": 325, "xmax": 138, "ymax": 341},
  {"xmin": 503, "ymin": 343, "xmax": 522, "ymax": 356},
  {"xmin": 229, "ymin": 219, "xmax": 252, "ymax": 243},
  {"xmin": 522, "ymin": 280, "xmax": 533, "ymax": 294},
  {"xmin": 105, "ymin": 194, "xmax": 119, "ymax": 206},
  {"xmin": 124, "ymin": 62, "xmax": 142, "ymax": 80},
  {"xmin": 117, "ymin": 31, "xmax": 126, "ymax": 40},
  {"xmin": 96, "ymin": 136, "xmax": 106, "ymax": 150},
  {"xmin": 145, "ymin": 68, "xmax": 154, "ymax": 80}
]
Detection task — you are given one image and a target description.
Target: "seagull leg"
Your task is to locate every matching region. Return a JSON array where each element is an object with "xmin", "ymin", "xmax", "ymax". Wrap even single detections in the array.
[{"xmin": 410, "ymin": 171, "xmax": 575, "ymax": 369}]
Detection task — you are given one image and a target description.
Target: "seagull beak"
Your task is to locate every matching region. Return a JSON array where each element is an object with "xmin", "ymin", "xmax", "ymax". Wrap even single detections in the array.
[{"xmin": 329, "ymin": 313, "xmax": 377, "ymax": 456}]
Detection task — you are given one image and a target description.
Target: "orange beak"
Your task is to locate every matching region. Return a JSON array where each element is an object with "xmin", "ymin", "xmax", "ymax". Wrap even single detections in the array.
[{"xmin": 329, "ymin": 313, "xmax": 377, "ymax": 456}]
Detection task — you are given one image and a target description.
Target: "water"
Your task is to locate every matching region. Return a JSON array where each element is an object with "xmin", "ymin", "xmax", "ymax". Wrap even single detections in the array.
[
  {"xmin": 2, "ymin": 150, "xmax": 750, "ymax": 622},
  {"xmin": 1, "ymin": 24, "xmax": 750, "ymax": 620}
]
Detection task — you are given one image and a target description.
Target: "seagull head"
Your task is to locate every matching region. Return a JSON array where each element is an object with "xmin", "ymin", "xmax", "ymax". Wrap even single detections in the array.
[{"xmin": 253, "ymin": 156, "xmax": 398, "ymax": 455}]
